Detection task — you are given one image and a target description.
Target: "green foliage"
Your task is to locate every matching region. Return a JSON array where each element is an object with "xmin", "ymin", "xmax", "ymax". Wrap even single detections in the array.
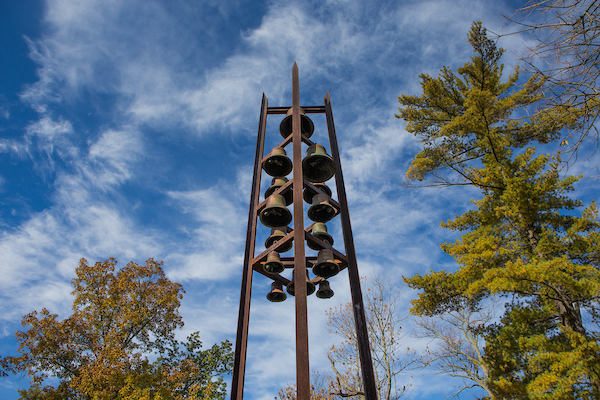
[
  {"xmin": 1, "ymin": 258, "xmax": 233, "ymax": 399},
  {"xmin": 398, "ymin": 22, "xmax": 600, "ymax": 399}
]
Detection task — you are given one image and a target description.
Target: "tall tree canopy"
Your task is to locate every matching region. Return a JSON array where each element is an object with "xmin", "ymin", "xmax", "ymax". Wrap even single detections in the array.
[
  {"xmin": 1, "ymin": 258, "xmax": 233, "ymax": 399},
  {"xmin": 398, "ymin": 22, "xmax": 600, "ymax": 399}
]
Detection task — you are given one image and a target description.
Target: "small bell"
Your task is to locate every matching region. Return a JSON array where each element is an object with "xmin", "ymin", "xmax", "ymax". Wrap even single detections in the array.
[
  {"xmin": 308, "ymin": 193, "xmax": 337, "ymax": 223},
  {"xmin": 312, "ymin": 249, "xmax": 340, "ymax": 278},
  {"xmin": 263, "ymin": 252, "xmax": 285, "ymax": 274},
  {"xmin": 265, "ymin": 177, "xmax": 293, "ymax": 206},
  {"xmin": 265, "ymin": 227, "xmax": 293, "ymax": 253},
  {"xmin": 267, "ymin": 281, "xmax": 287, "ymax": 302},
  {"xmin": 263, "ymin": 146, "xmax": 292, "ymax": 177},
  {"xmin": 286, "ymin": 270, "xmax": 316, "ymax": 296},
  {"xmin": 307, "ymin": 222, "xmax": 334, "ymax": 250},
  {"xmin": 302, "ymin": 144, "xmax": 336, "ymax": 183},
  {"xmin": 316, "ymin": 280, "xmax": 334, "ymax": 299},
  {"xmin": 260, "ymin": 194, "xmax": 292, "ymax": 228},
  {"xmin": 279, "ymin": 107, "xmax": 315, "ymax": 139},
  {"xmin": 303, "ymin": 182, "xmax": 332, "ymax": 204}
]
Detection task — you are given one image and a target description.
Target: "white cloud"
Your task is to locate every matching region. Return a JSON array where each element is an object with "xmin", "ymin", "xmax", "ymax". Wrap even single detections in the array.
[
  {"xmin": 166, "ymin": 187, "xmax": 246, "ymax": 281},
  {"xmin": 0, "ymin": 0, "xmax": 543, "ymax": 399}
]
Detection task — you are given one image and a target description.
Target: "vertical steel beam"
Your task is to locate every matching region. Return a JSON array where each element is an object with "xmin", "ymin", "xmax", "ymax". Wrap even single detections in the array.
[
  {"xmin": 324, "ymin": 92, "xmax": 378, "ymax": 400},
  {"xmin": 231, "ymin": 94, "xmax": 268, "ymax": 400},
  {"xmin": 292, "ymin": 63, "xmax": 310, "ymax": 400}
]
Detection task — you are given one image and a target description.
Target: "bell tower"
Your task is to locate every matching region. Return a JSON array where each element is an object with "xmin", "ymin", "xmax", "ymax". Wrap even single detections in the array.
[{"xmin": 231, "ymin": 64, "xmax": 377, "ymax": 400}]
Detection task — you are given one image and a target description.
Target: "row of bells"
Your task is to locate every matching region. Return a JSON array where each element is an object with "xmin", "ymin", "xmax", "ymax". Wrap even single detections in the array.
[
  {"xmin": 263, "ymin": 143, "xmax": 336, "ymax": 183},
  {"xmin": 261, "ymin": 108, "xmax": 337, "ymax": 228},
  {"xmin": 267, "ymin": 276, "xmax": 335, "ymax": 303},
  {"xmin": 263, "ymin": 107, "xmax": 334, "ymax": 181},
  {"xmin": 263, "ymin": 248, "xmax": 339, "ymax": 278},
  {"xmin": 265, "ymin": 221, "xmax": 334, "ymax": 253},
  {"xmin": 264, "ymin": 240, "xmax": 339, "ymax": 303},
  {"xmin": 260, "ymin": 181, "xmax": 337, "ymax": 228},
  {"xmin": 264, "ymin": 108, "xmax": 337, "ymax": 302}
]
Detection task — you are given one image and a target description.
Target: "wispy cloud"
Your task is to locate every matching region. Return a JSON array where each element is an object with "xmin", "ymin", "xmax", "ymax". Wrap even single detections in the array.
[{"xmin": 0, "ymin": 0, "xmax": 536, "ymax": 398}]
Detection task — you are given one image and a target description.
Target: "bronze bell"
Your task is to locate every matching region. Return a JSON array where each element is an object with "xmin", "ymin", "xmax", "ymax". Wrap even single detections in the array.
[
  {"xmin": 308, "ymin": 193, "xmax": 337, "ymax": 223},
  {"xmin": 316, "ymin": 280, "xmax": 334, "ymax": 299},
  {"xmin": 286, "ymin": 270, "xmax": 316, "ymax": 296},
  {"xmin": 312, "ymin": 249, "xmax": 340, "ymax": 278},
  {"xmin": 307, "ymin": 222, "xmax": 334, "ymax": 250},
  {"xmin": 265, "ymin": 177, "xmax": 293, "ymax": 206},
  {"xmin": 263, "ymin": 146, "xmax": 292, "ymax": 177},
  {"xmin": 265, "ymin": 227, "xmax": 293, "ymax": 252},
  {"xmin": 279, "ymin": 107, "xmax": 315, "ymax": 139},
  {"xmin": 302, "ymin": 144, "xmax": 336, "ymax": 183},
  {"xmin": 263, "ymin": 252, "xmax": 285, "ymax": 274},
  {"xmin": 303, "ymin": 182, "xmax": 332, "ymax": 204},
  {"xmin": 267, "ymin": 281, "xmax": 287, "ymax": 302},
  {"xmin": 260, "ymin": 194, "xmax": 292, "ymax": 228}
]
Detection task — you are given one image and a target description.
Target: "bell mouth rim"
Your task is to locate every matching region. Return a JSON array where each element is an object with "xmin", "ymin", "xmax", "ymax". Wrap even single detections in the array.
[
  {"xmin": 313, "ymin": 265, "xmax": 340, "ymax": 278},
  {"xmin": 303, "ymin": 184, "xmax": 333, "ymax": 203},
  {"xmin": 279, "ymin": 110, "xmax": 315, "ymax": 138},
  {"xmin": 263, "ymin": 263, "xmax": 285, "ymax": 274},
  {"xmin": 308, "ymin": 206, "xmax": 336, "ymax": 223},
  {"xmin": 301, "ymin": 157, "xmax": 336, "ymax": 183},
  {"xmin": 307, "ymin": 238, "xmax": 333, "ymax": 250},
  {"xmin": 259, "ymin": 208, "xmax": 293, "ymax": 228},
  {"xmin": 287, "ymin": 287, "xmax": 317, "ymax": 296},
  {"xmin": 316, "ymin": 290, "xmax": 334, "ymax": 299},
  {"xmin": 262, "ymin": 156, "xmax": 293, "ymax": 177},
  {"xmin": 267, "ymin": 292, "xmax": 287, "ymax": 302},
  {"xmin": 313, "ymin": 233, "xmax": 333, "ymax": 245}
]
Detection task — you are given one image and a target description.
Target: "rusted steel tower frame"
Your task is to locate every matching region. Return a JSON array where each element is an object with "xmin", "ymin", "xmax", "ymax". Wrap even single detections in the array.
[{"xmin": 231, "ymin": 64, "xmax": 377, "ymax": 400}]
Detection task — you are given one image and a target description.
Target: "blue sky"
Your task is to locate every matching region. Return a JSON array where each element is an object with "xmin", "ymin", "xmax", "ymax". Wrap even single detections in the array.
[{"xmin": 2, "ymin": 0, "xmax": 596, "ymax": 399}]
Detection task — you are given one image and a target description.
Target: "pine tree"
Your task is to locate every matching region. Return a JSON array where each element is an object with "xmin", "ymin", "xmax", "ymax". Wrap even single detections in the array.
[{"xmin": 398, "ymin": 22, "xmax": 600, "ymax": 399}]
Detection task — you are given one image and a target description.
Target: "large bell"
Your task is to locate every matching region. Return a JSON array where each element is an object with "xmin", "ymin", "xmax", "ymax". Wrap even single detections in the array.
[
  {"xmin": 308, "ymin": 193, "xmax": 337, "ymax": 223},
  {"xmin": 260, "ymin": 195, "xmax": 292, "ymax": 228},
  {"xmin": 263, "ymin": 251, "xmax": 285, "ymax": 274},
  {"xmin": 286, "ymin": 270, "xmax": 316, "ymax": 296},
  {"xmin": 265, "ymin": 177, "xmax": 293, "ymax": 206},
  {"xmin": 267, "ymin": 281, "xmax": 287, "ymax": 302},
  {"xmin": 303, "ymin": 182, "xmax": 332, "ymax": 204},
  {"xmin": 265, "ymin": 227, "xmax": 293, "ymax": 252},
  {"xmin": 308, "ymin": 222, "xmax": 334, "ymax": 250},
  {"xmin": 263, "ymin": 146, "xmax": 292, "ymax": 177},
  {"xmin": 302, "ymin": 144, "xmax": 336, "ymax": 183},
  {"xmin": 312, "ymin": 249, "xmax": 340, "ymax": 278},
  {"xmin": 279, "ymin": 107, "xmax": 315, "ymax": 139},
  {"xmin": 316, "ymin": 280, "xmax": 334, "ymax": 299}
]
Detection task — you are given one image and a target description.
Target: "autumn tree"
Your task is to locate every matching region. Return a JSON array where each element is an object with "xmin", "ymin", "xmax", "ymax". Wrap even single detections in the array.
[
  {"xmin": 398, "ymin": 22, "xmax": 600, "ymax": 399},
  {"xmin": 413, "ymin": 301, "xmax": 496, "ymax": 398},
  {"xmin": 276, "ymin": 371, "xmax": 337, "ymax": 400},
  {"xmin": 277, "ymin": 277, "xmax": 415, "ymax": 400},
  {"xmin": 326, "ymin": 277, "xmax": 414, "ymax": 400},
  {"xmin": 506, "ymin": 0, "xmax": 600, "ymax": 157},
  {"xmin": 1, "ymin": 258, "xmax": 233, "ymax": 399}
]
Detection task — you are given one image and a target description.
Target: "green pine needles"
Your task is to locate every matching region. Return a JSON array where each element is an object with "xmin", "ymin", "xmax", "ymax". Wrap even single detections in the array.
[{"xmin": 398, "ymin": 22, "xmax": 600, "ymax": 399}]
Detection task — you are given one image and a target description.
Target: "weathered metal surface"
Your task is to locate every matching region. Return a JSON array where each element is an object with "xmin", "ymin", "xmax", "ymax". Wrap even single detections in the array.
[
  {"xmin": 324, "ymin": 92, "xmax": 378, "ymax": 400},
  {"xmin": 231, "ymin": 94, "xmax": 268, "ymax": 400},
  {"xmin": 291, "ymin": 63, "xmax": 311, "ymax": 400}
]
